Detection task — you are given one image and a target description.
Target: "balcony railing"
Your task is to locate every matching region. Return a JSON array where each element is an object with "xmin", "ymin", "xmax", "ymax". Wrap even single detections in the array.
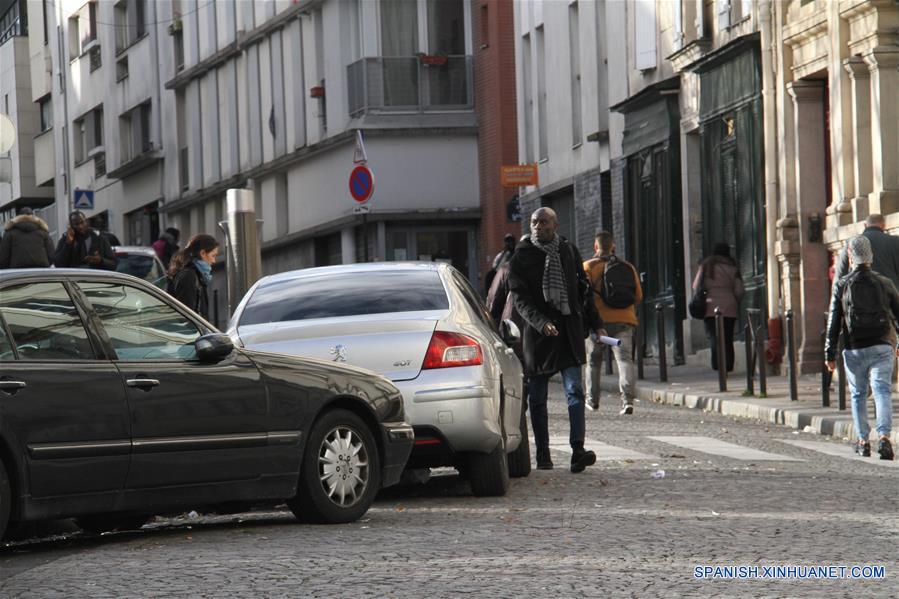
[{"xmin": 347, "ymin": 55, "xmax": 473, "ymax": 117}]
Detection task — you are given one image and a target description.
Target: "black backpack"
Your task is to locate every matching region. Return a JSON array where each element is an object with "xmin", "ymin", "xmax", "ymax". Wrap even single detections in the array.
[
  {"xmin": 598, "ymin": 256, "xmax": 637, "ymax": 309},
  {"xmin": 842, "ymin": 269, "xmax": 891, "ymax": 339}
]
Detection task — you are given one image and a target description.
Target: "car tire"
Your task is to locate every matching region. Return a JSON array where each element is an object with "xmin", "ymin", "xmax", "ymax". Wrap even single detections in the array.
[
  {"xmin": 507, "ymin": 405, "xmax": 531, "ymax": 478},
  {"xmin": 0, "ymin": 460, "xmax": 10, "ymax": 542},
  {"xmin": 289, "ymin": 409, "xmax": 381, "ymax": 524},
  {"xmin": 75, "ymin": 514, "xmax": 150, "ymax": 534},
  {"xmin": 468, "ymin": 443, "xmax": 509, "ymax": 497}
]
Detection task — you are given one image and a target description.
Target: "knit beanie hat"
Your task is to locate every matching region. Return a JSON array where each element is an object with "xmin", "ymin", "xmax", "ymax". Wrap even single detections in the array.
[{"xmin": 848, "ymin": 235, "xmax": 873, "ymax": 266}]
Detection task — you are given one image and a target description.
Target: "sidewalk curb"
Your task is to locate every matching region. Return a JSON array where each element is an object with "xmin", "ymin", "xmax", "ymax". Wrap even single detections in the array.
[{"xmin": 600, "ymin": 380, "xmax": 899, "ymax": 445}]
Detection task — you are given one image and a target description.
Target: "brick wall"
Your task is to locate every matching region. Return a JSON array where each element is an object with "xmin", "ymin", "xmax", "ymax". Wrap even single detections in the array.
[
  {"xmin": 475, "ymin": 0, "xmax": 519, "ymax": 291},
  {"xmin": 574, "ymin": 166, "xmax": 603, "ymax": 258}
]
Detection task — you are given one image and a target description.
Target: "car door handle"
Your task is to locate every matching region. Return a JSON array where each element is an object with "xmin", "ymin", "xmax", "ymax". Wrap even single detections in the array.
[
  {"xmin": 0, "ymin": 380, "xmax": 26, "ymax": 394},
  {"xmin": 494, "ymin": 341, "xmax": 505, "ymax": 349},
  {"xmin": 126, "ymin": 378, "xmax": 160, "ymax": 390}
]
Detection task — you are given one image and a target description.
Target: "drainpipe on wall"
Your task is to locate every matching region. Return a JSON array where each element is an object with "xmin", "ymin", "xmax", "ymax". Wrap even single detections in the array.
[{"xmin": 758, "ymin": 0, "xmax": 781, "ymax": 320}]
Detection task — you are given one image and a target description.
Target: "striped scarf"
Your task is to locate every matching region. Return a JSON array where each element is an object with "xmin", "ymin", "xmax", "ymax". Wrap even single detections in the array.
[{"xmin": 530, "ymin": 232, "xmax": 570, "ymax": 315}]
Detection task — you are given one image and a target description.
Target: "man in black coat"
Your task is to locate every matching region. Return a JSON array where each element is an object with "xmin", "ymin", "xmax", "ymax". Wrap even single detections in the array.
[
  {"xmin": 509, "ymin": 207, "xmax": 603, "ymax": 473},
  {"xmin": 833, "ymin": 213, "xmax": 899, "ymax": 289},
  {"xmin": 54, "ymin": 210, "xmax": 117, "ymax": 270},
  {"xmin": 0, "ymin": 208, "xmax": 55, "ymax": 268}
]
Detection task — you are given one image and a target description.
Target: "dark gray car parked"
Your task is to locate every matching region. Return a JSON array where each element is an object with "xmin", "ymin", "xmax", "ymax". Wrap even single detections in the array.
[{"xmin": 0, "ymin": 269, "xmax": 413, "ymax": 540}]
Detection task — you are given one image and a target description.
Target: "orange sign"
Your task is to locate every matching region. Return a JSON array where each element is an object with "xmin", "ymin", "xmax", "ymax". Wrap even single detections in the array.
[{"xmin": 501, "ymin": 164, "xmax": 539, "ymax": 187}]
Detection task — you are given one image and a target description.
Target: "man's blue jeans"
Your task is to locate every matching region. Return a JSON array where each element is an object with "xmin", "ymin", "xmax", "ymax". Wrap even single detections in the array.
[
  {"xmin": 528, "ymin": 365, "xmax": 586, "ymax": 451},
  {"xmin": 843, "ymin": 344, "xmax": 894, "ymax": 440}
]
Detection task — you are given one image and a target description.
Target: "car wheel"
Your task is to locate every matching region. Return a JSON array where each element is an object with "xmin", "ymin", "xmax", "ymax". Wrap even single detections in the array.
[
  {"xmin": 75, "ymin": 514, "xmax": 150, "ymax": 534},
  {"xmin": 468, "ymin": 443, "xmax": 510, "ymax": 497},
  {"xmin": 507, "ymin": 405, "xmax": 531, "ymax": 478},
  {"xmin": 289, "ymin": 409, "xmax": 381, "ymax": 524},
  {"xmin": 0, "ymin": 460, "xmax": 10, "ymax": 542}
]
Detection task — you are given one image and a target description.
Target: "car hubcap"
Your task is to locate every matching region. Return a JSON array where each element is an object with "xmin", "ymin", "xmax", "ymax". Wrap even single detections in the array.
[{"xmin": 318, "ymin": 426, "xmax": 369, "ymax": 508}]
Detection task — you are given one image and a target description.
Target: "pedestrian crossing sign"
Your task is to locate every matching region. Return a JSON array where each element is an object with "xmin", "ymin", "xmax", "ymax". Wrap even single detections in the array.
[{"xmin": 73, "ymin": 189, "xmax": 94, "ymax": 210}]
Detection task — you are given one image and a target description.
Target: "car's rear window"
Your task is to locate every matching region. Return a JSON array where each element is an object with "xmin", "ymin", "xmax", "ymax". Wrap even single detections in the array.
[
  {"xmin": 116, "ymin": 253, "xmax": 160, "ymax": 281},
  {"xmin": 238, "ymin": 270, "xmax": 449, "ymax": 325}
]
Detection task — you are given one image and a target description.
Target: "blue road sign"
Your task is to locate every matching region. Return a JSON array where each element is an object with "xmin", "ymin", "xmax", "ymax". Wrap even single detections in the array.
[{"xmin": 73, "ymin": 189, "xmax": 94, "ymax": 210}]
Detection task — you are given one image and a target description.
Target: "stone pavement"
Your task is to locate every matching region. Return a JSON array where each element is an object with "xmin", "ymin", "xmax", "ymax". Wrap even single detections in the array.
[{"xmin": 596, "ymin": 362, "xmax": 899, "ymax": 444}]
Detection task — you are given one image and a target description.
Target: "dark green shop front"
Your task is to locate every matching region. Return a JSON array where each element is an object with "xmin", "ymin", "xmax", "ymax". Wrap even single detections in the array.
[
  {"xmin": 695, "ymin": 37, "xmax": 767, "ymax": 327},
  {"xmin": 615, "ymin": 78, "xmax": 686, "ymax": 364}
]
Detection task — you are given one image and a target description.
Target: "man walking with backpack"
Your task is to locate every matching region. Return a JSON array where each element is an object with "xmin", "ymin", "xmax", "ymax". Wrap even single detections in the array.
[
  {"xmin": 583, "ymin": 231, "xmax": 643, "ymax": 415},
  {"xmin": 825, "ymin": 236, "xmax": 898, "ymax": 460}
]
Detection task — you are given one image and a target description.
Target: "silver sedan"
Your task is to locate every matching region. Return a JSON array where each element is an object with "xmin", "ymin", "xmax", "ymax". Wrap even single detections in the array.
[{"xmin": 228, "ymin": 262, "xmax": 529, "ymax": 496}]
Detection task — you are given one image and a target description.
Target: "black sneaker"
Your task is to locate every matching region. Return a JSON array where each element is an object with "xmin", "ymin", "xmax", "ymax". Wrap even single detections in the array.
[
  {"xmin": 856, "ymin": 440, "xmax": 871, "ymax": 457},
  {"xmin": 878, "ymin": 438, "xmax": 894, "ymax": 461},
  {"xmin": 536, "ymin": 448, "xmax": 553, "ymax": 470},
  {"xmin": 570, "ymin": 448, "xmax": 597, "ymax": 473},
  {"xmin": 619, "ymin": 404, "xmax": 634, "ymax": 416},
  {"xmin": 586, "ymin": 397, "xmax": 599, "ymax": 411}
]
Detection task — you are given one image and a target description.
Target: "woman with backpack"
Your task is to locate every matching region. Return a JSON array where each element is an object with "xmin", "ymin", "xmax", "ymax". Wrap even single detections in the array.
[
  {"xmin": 167, "ymin": 234, "xmax": 220, "ymax": 320},
  {"xmin": 693, "ymin": 242, "xmax": 744, "ymax": 372}
]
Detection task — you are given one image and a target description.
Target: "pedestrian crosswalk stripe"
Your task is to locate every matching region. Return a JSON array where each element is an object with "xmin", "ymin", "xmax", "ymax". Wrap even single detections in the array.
[
  {"xmin": 546, "ymin": 435, "xmax": 654, "ymax": 461},
  {"xmin": 648, "ymin": 436, "xmax": 803, "ymax": 461},
  {"xmin": 778, "ymin": 440, "xmax": 899, "ymax": 468}
]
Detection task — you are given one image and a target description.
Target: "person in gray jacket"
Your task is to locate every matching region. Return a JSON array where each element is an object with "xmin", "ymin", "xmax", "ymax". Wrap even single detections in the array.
[
  {"xmin": 692, "ymin": 243, "xmax": 745, "ymax": 372},
  {"xmin": 0, "ymin": 207, "xmax": 55, "ymax": 269},
  {"xmin": 833, "ymin": 214, "xmax": 899, "ymax": 289}
]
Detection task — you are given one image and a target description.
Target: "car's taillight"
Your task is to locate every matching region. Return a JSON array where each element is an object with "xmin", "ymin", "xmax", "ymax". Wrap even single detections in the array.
[{"xmin": 422, "ymin": 331, "xmax": 482, "ymax": 369}]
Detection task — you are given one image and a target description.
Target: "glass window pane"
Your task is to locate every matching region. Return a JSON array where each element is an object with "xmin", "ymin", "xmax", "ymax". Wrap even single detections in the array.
[
  {"xmin": 78, "ymin": 281, "xmax": 201, "ymax": 361},
  {"xmin": 0, "ymin": 316, "xmax": 14, "ymax": 360},
  {"xmin": 452, "ymin": 271, "xmax": 493, "ymax": 329},
  {"xmin": 0, "ymin": 283, "xmax": 96, "ymax": 360},
  {"xmin": 240, "ymin": 270, "xmax": 449, "ymax": 325},
  {"xmin": 380, "ymin": 0, "xmax": 417, "ymax": 56},
  {"xmin": 427, "ymin": 0, "xmax": 464, "ymax": 54}
]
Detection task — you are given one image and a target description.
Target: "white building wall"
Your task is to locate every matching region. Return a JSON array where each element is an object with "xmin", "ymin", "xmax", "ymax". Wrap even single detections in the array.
[{"xmin": 513, "ymin": 0, "xmax": 606, "ymax": 199}]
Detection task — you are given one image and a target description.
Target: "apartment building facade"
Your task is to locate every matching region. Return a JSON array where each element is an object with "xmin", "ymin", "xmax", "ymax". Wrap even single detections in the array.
[
  {"xmin": 0, "ymin": 0, "xmax": 54, "ymax": 226},
  {"xmin": 22, "ymin": 0, "xmax": 486, "ymax": 293},
  {"xmin": 513, "ymin": 0, "xmax": 613, "ymax": 263}
]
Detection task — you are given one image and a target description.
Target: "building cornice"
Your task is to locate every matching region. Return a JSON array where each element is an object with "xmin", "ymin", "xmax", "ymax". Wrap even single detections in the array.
[
  {"xmin": 667, "ymin": 39, "xmax": 712, "ymax": 73},
  {"xmin": 783, "ymin": 12, "xmax": 828, "ymax": 48},
  {"xmin": 609, "ymin": 76, "xmax": 680, "ymax": 114},
  {"xmin": 682, "ymin": 33, "xmax": 760, "ymax": 75}
]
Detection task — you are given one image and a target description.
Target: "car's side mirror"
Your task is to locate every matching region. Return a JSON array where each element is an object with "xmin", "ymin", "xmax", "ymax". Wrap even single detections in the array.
[
  {"xmin": 195, "ymin": 333, "xmax": 234, "ymax": 362},
  {"xmin": 500, "ymin": 320, "xmax": 521, "ymax": 346}
]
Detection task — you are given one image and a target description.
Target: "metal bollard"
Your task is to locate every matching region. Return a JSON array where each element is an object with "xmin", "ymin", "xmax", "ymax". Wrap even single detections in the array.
[
  {"xmin": 745, "ymin": 320, "xmax": 754, "ymax": 396},
  {"xmin": 655, "ymin": 304, "xmax": 667, "ymax": 383},
  {"xmin": 715, "ymin": 308, "xmax": 727, "ymax": 392},
  {"xmin": 786, "ymin": 309, "xmax": 798, "ymax": 401},
  {"xmin": 756, "ymin": 319, "xmax": 768, "ymax": 397},
  {"xmin": 636, "ymin": 323, "xmax": 645, "ymax": 380},
  {"xmin": 213, "ymin": 289, "xmax": 220, "ymax": 330},
  {"xmin": 821, "ymin": 327, "xmax": 831, "ymax": 408}
]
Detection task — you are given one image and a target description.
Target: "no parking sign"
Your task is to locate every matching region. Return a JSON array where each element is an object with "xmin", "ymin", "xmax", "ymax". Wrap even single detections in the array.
[{"xmin": 349, "ymin": 165, "xmax": 374, "ymax": 204}]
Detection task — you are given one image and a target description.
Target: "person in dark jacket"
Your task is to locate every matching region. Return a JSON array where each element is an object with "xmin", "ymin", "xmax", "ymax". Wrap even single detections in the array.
[
  {"xmin": 825, "ymin": 235, "xmax": 898, "ymax": 461},
  {"xmin": 484, "ymin": 233, "xmax": 516, "ymax": 295},
  {"xmin": 167, "ymin": 234, "xmax": 220, "ymax": 319},
  {"xmin": 153, "ymin": 227, "xmax": 181, "ymax": 268},
  {"xmin": 692, "ymin": 242, "xmax": 744, "ymax": 372},
  {"xmin": 509, "ymin": 207, "xmax": 603, "ymax": 473},
  {"xmin": 54, "ymin": 211, "xmax": 117, "ymax": 270},
  {"xmin": 833, "ymin": 214, "xmax": 899, "ymax": 290},
  {"xmin": 0, "ymin": 207, "xmax": 55, "ymax": 268}
]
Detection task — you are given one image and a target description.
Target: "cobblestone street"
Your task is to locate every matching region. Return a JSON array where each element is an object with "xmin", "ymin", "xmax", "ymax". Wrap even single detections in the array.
[{"xmin": 2, "ymin": 382, "xmax": 897, "ymax": 598}]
